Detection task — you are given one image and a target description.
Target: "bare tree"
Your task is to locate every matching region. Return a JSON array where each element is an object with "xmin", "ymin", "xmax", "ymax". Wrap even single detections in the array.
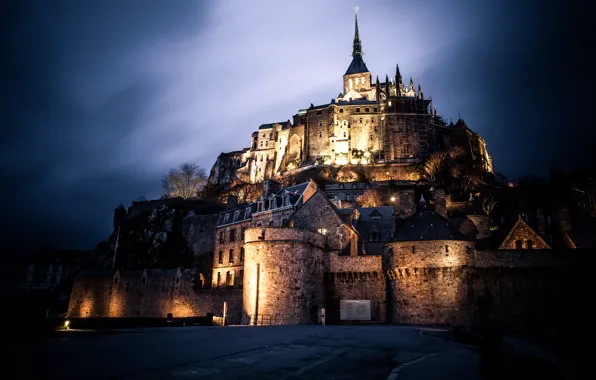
[
  {"xmin": 162, "ymin": 163, "xmax": 207, "ymax": 199},
  {"xmin": 423, "ymin": 151, "xmax": 447, "ymax": 180},
  {"xmin": 482, "ymin": 196, "xmax": 499, "ymax": 218},
  {"xmin": 356, "ymin": 189, "xmax": 384, "ymax": 207},
  {"xmin": 461, "ymin": 173, "xmax": 486, "ymax": 193}
]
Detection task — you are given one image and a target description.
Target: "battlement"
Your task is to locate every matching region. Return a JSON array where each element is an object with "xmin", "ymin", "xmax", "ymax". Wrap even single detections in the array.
[
  {"xmin": 386, "ymin": 240, "xmax": 475, "ymax": 269},
  {"xmin": 244, "ymin": 227, "xmax": 325, "ymax": 249},
  {"xmin": 329, "ymin": 252, "xmax": 382, "ymax": 273}
]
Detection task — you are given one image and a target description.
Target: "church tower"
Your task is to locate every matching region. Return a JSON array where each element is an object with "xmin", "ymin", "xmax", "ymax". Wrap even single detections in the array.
[{"xmin": 342, "ymin": 8, "xmax": 372, "ymax": 101}]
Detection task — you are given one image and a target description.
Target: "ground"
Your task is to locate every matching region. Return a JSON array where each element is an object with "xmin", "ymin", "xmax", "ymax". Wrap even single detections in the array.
[{"xmin": 6, "ymin": 325, "xmax": 483, "ymax": 379}]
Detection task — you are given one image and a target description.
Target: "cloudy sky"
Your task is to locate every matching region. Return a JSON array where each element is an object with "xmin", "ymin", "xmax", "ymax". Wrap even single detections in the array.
[{"xmin": 2, "ymin": 0, "xmax": 592, "ymax": 259}]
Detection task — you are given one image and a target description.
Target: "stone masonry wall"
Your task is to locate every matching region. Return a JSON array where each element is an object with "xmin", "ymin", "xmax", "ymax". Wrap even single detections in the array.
[
  {"xmin": 67, "ymin": 270, "xmax": 212, "ymax": 318},
  {"xmin": 243, "ymin": 227, "xmax": 326, "ymax": 325},
  {"xmin": 385, "ymin": 240, "xmax": 474, "ymax": 325},
  {"xmin": 326, "ymin": 253, "xmax": 386, "ymax": 323}
]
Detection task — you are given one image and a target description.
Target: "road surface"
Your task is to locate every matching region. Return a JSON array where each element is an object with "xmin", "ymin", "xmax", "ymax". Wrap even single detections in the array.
[{"xmin": 7, "ymin": 325, "xmax": 481, "ymax": 379}]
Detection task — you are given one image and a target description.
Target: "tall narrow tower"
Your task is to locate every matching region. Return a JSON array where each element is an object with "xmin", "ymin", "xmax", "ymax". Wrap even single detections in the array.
[{"xmin": 342, "ymin": 7, "xmax": 371, "ymax": 100}]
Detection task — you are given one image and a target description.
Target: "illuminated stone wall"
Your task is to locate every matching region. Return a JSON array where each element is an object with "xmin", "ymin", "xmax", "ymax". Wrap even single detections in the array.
[
  {"xmin": 243, "ymin": 227, "xmax": 327, "ymax": 325},
  {"xmin": 212, "ymin": 220, "xmax": 250, "ymax": 288},
  {"xmin": 325, "ymin": 253, "xmax": 386, "ymax": 323},
  {"xmin": 385, "ymin": 240, "xmax": 474, "ymax": 325},
  {"xmin": 67, "ymin": 269, "xmax": 212, "ymax": 318}
]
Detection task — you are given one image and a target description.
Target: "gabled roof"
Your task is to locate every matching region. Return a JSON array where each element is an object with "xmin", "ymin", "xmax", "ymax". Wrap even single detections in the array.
[
  {"xmin": 498, "ymin": 217, "xmax": 551, "ymax": 249},
  {"xmin": 258, "ymin": 121, "xmax": 289, "ymax": 130},
  {"xmin": 392, "ymin": 207, "xmax": 470, "ymax": 242},
  {"xmin": 345, "ymin": 54, "xmax": 369, "ymax": 75}
]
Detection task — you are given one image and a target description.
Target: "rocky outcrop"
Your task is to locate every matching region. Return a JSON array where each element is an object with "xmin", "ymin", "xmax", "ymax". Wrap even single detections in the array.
[{"xmin": 95, "ymin": 198, "xmax": 224, "ymax": 276}]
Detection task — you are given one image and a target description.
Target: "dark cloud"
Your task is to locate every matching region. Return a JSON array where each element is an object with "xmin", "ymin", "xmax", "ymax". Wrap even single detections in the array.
[{"xmin": 1, "ymin": 0, "xmax": 593, "ymax": 263}]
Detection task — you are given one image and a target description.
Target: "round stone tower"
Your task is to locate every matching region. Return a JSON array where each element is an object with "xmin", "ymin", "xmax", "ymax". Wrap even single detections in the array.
[
  {"xmin": 385, "ymin": 207, "xmax": 475, "ymax": 325},
  {"xmin": 243, "ymin": 227, "xmax": 327, "ymax": 325}
]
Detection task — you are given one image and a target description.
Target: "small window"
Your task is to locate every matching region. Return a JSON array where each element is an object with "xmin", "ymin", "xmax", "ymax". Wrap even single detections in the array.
[
  {"xmin": 229, "ymin": 249, "xmax": 234, "ymax": 264},
  {"xmin": 318, "ymin": 228, "xmax": 327, "ymax": 235},
  {"xmin": 244, "ymin": 208, "xmax": 251, "ymax": 219},
  {"xmin": 514, "ymin": 240, "xmax": 523, "ymax": 249},
  {"xmin": 412, "ymin": 245, "xmax": 416, "ymax": 254},
  {"xmin": 370, "ymin": 231, "xmax": 379, "ymax": 242},
  {"xmin": 445, "ymin": 245, "xmax": 449, "ymax": 253},
  {"xmin": 317, "ymin": 110, "xmax": 322, "ymax": 116},
  {"xmin": 218, "ymin": 251, "xmax": 223, "ymax": 264},
  {"xmin": 229, "ymin": 229, "xmax": 236, "ymax": 242},
  {"xmin": 217, "ymin": 272, "xmax": 222, "ymax": 287},
  {"xmin": 343, "ymin": 120, "xmax": 347, "ymax": 126},
  {"xmin": 260, "ymin": 141, "xmax": 263, "ymax": 147},
  {"xmin": 233, "ymin": 210, "xmax": 239, "ymax": 221},
  {"xmin": 223, "ymin": 214, "xmax": 229, "ymax": 224},
  {"xmin": 240, "ymin": 247, "xmax": 245, "ymax": 262},
  {"xmin": 269, "ymin": 197, "xmax": 276, "ymax": 209},
  {"xmin": 238, "ymin": 270, "xmax": 244, "ymax": 286},
  {"xmin": 219, "ymin": 231, "xmax": 224, "ymax": 242},
  {"xmin": 365, "ymin": 108, "xmax": 370, "ymax": 112},
  {"xmin": 355, "ymin": 78, "xmax": 359, "ymax": 85},
  {"xmin": 370, "ymin": 135, "xmax": 373, "ymax": 141},
  {"xmin": 373, "ymin": 107, "xmax": 378, "ymax": 112},
  {"xmin": 279, "ymin": 138, "xmax": 282, "ymax": 143},
  {"xmin": 360, "ymin": 118, "xmax": 363, "ymax": 123},
  {"xmin": 319, "ymin": 120, "xmax": 323, "ymax": 127},
  {"xmin": 226, "ymin": 271, "xmax": 233, "ymax": 287},
  {"xmin": 526, "ymin": 240, "xmax": 533, "ymax": 249},
  {"xmin": 241, "ymin": 227, "xmax": 246, "ymax": 239},
  {"xmin": 343, "ymin": 132, "xmax": 347, "ymax": 138},
  {"xmin": 319, "ymin": 132, "xmax": 322, "ymax": 138},
  {"xmin": 356, "ymin": 108, "xmax": 360, "ymax": 113},
  {"xmin": 340, "ymin": 109, "xmax": 344, "ymax": 113}
]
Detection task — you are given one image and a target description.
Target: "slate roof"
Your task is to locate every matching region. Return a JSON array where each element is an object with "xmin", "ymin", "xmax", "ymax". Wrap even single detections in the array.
[
  {"xmin": 217, "ymin": 202, "xmax": 258, "ymax": 226},
  {"xmin": 392, "ymin": 207, "xmax": 471, "ymax": 242},
  {"xmin": 345, "ymin": 54, "xmax": 370, "ymax": 75},
  {"xmin": 258, "ymin": 121, "xmax": 289, "ymax": 130}
]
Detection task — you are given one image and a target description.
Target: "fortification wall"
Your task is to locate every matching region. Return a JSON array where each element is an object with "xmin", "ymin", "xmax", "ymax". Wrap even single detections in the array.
[
  {"xmin": 385, "ymin": 240, "xmax": 474, "ymax": 325},
  {"xmin": 67, "ymin": 270, "xmax": 212, "ymax": 319},
  {"xmin": 387, "ymin": 240, "xmax": 474, "ymax": 268},
  {"xmin": 243, "ymin": 227, "xmax": 326, "ymax": 325},
  {"xmin": 325, "ymin": 253, "xmax": 386, "ymax": 323}
]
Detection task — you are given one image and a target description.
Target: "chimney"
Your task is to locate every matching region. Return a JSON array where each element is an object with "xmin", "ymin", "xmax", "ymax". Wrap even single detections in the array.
[
  {"xmin": 227, "ymin": 194, "xmax": 238, "ymax": 210},
  {"xmin": 433, "ymin": 189, "xmax": 447, "ymax": 219},
  {"xmin": 263, "ymin": 179, "xmax": 281, "ymax": 198}
]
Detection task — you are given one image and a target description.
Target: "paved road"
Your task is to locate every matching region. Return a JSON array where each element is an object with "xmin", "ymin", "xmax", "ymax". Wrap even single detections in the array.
[{"xmin": 7, "ymin": 325, "xmax": 481, "ymax": 379}]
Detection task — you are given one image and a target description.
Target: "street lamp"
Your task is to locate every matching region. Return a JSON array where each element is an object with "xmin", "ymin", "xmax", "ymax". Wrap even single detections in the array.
[{"xmin": 390, "ymin": 196, "xmax": 396, "ymax": 202}]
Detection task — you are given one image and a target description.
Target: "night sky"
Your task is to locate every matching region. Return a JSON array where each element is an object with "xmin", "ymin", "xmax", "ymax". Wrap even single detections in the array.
[{"xmin": 2, "ymin": 0, "xmax": 593, "ymax": 261}]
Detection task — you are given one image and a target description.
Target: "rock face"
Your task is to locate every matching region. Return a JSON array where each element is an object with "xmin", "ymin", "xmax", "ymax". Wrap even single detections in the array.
[{"xmin": 96, "ymin": 198, "xmax": 224, "ymax": 277}]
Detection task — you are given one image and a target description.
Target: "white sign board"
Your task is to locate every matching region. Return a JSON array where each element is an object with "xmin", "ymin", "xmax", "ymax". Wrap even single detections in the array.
[{"xmin": 340, "ymin": 300, "xmax": 371, "ymax": 321}]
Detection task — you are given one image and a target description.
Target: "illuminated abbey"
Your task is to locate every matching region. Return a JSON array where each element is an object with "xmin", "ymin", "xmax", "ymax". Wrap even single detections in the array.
[{"xmin": 209, "ymin": 11, "xmax": 493, "ymax": 186}]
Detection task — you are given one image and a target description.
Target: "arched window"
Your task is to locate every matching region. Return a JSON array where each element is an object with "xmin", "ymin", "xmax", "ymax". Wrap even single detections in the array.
[
  {"xmin": 343, "ymin": 120, "xmax": 348, "ymax": 126},
  {"xmin": 356, "ymin": 78, "xmax": 359, "ymax": 85},
  {"xmin": 349, "ymin": 79, "xmax": 353, "ymax": 89}
]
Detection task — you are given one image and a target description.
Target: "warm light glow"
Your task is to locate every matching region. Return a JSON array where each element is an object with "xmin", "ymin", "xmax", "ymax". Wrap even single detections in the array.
[
  {"xmin": 390, "ymin": 197, "xmax": 396, "ymax": 202},
  {"xmin": 324, "ymin": 159, "xmax": 332, "ymax": 165},
  {"xmin": 363, "ymin": 151, "xmax": 370, "ymax": 158},
  {"xmin": 64, "ymin": 320, "xmax": 70, "ymax": 328},
  {"xmin": 336, "ymin": 156, "xmax": 348, "ymax": 165},
  {"xmin": 350, "ymin": 159, "xmax": 359, "ymax": 165},
  {"xmin": 361, "ymin": 158, "xmax": 368, "ymax": 164}
]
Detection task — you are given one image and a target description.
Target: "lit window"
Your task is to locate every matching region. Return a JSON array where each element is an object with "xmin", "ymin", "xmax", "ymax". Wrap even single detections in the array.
[
  {"xmin": 356, "ymin": 78, "xmax": 359, "ymax": 85},
  {"xmin": 317, "ymin": 228, "xmax": 327, "ymax": 235}
]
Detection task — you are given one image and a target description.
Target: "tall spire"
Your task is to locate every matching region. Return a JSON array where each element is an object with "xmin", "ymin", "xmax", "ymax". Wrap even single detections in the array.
[{"xmin": 352, "ymin": 7, "xmax": 363, "ymax": 57}]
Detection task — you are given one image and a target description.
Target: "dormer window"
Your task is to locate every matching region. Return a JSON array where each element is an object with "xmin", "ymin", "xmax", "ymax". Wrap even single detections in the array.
[
  {"xmin": 233, "ymin": 210, "xmax": 239, "ymax": 222},
  {"xmin": 269, "ymin": 197, "xmax": 276, "ymax": 209},
  {"xmin": 370, "ymin": 231, "xmax": 379, "ymax": 242},
  {"xmin": 284, "ymin": 195, "xmax": 290, "ymax": 206},
  {"xmin": 223, "ymin": 214, "xmax": 229, "ymax": 224},
  {"xmin": 257, "ymin": 201, "xmax": 264, "ymax": 213},
  {"xmin": 244, "ymin": 208, "xmax": 251, "ymax": 219}
]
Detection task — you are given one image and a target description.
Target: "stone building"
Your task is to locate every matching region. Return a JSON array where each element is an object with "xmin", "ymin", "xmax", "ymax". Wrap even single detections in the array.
[{"xmin": 208, "ymin": 12, "xmax": 492, "ymax": 187}]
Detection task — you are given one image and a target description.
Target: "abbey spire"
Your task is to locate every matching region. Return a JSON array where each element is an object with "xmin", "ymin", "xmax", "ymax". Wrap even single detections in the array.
[
  {"xmin": 352, "ymin": 9, "xmax": 363, "ymax": 57},
  {"xmin": 344, "ymin": 8, "xmax": 370, "ymax": 76}
]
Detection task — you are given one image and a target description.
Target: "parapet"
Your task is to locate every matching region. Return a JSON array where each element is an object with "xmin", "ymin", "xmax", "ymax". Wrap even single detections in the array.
[{"xmin": 244, "ymin": 227, "xmax": 326, "ymax": 249}]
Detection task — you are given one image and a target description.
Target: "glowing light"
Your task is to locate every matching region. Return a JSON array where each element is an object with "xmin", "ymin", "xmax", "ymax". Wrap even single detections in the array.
[
  {"xmin": 350, "ymin": 159, "xmax": 359, "ymax": 165},
  {"xmin": 336, "ymin": 157, "xmax": 348, "ymax": 165},
  {"xmin": 361, "ymin": 158, "xmax": 368, "ymax": 164},
  {"xmin": 324, "ymin": 159, "xmax": 332, "ymax": 165},
  {"xmin": 64, "ymin": 320, "xmax": 70, "ymax": 329},
  {"xmin": 363, "ymin": 151, "xmax": 370, "ymax": 158},
  {"xmin": 390, "ymin": 197, "xmax": 396, "ymax": 202}
]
